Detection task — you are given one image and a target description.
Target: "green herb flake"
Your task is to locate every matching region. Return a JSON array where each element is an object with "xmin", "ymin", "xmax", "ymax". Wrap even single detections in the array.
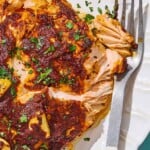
[
  {"xmin": 77, "ymin": 3, "xmax": 81, "ymax": 8},
  {"xmin": 16, "ymin": 51, "xmax": 22, "ymax": 60},
  {"xmin": 73, "ymin": 32, "xmax": 85, "ymax": 41},
  {"xmin": 42, "ymin": 77, "xmax": 55, "ymax": 85},
  {"xmin": 74, "ymin": 33, "xmax": 80, "ymax": 41},
  {"xmin": 83, "ymin": 137, "xmax": 90, "ymax": 141},
  {"xmin": 7, "ymin": 121, "xmax": 12, "ymax": 131},
  {"xmin": 27, "ymin": 136, "xmax": 32, "ymax": 140},
  {"xmin": 110, "ymin": 10, "xmax": 115, "ymax": 19},
  {"xmin": 69, "ymin": 45, "xmax": 76, "ymax": 52},
  {"xmin": 89, "ymin": 7, "xmax": 94, "ymax": 12},
  {"xmin": 105, "ymin": 5, "xmax": 115, "ymax": 18},
  {"xmin": 20, "ymin": 114, "xmax": 28, "ymax": 123},
  {"xmin": 98, "ymin": 0, "xmax": 101, "ymax": 3},
  {"xmin": 66, "ymin": 22, "xmax": 74, "ymax": 29},
  {"xmin": 10, "ymin": 87, "xmax": 16, "ymax": 97},
  {"xmin": 44, "ymin": 45, "xmax": 55, "ymax": 55},
  {"xmin": 10, "ymin": 67, "xmax": 14, "ymax": 74},
  {"xmin": 22, "ymin": 145, "xmax": 30, "ymax": 150},
  {"xmin": 1, "ymin": 39, "xmax": 6, "ymax": 45},
  {"xmin": 30, "ymin": 37, "xmax": 43, "ymax": 49},
  {"xmin": 82, "ymin": 53, "xmax": 89, "ymax": 59},
  {"xmin": 37, "ymin": 68, "xmax": 43, "ymax": 72},
  {"xmin": 105, "ymin": 5, "xmax": 110, "ymax": 13},
  {"xmin": 31, "ymin": 57, "xmax": 39, "ymax": 64},
  {"xmin": 68, "ymin": 78, "xmax": 75, "ymax": 85},
  {"xmin": 85, "ymin": 1, "xmax": 92, "ymax": 7},
  {"xmin": 28, "ymin": 70, "xmax": 33, "ymax": 74},
  {"xmin": 84, "ymin": 14, "xmax": 95, "ymax": 24},
  {"xmin": 60, "ymin": 76, "xmax": 75, "ymax": 85},
  {"xmin": 40, "ymin": 143, "xmax": 48, "ymax": 150},
  {"xmin": 97, "ymin": 7, "xmax": 102, "ymax": 14},
  {"xmin": 37, "ymin": 68, "xmax": 52, "ymax": 84},
  {"xmin": 0, "ymin": 67, "xmax": 10, "ymax": 79},
  {"xmin": 24, "ymin": 62, "xmax": 31, "ymax": 68},
  {"xmin": 30, "ymin": 37, "xmax": 38, "ymax": 44}
]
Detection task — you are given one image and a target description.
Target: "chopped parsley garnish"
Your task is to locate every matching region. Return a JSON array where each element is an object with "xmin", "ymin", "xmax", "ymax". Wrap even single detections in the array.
[
  {"xmin": 10, "ymin": 67, "xmax": 14, "ymax": 74},
  {"xmin": 16, "ymin": 51, "xmax": 22, "ymax": 60},
  {"xmin": 98, "ymin": 7, "xmax": 102, "ymax": 14},
  {"xmin": 1, "ymin": 39, "xmax": 6, "ymax": 45},
  {"xmin": 98, "ymin": 0, "xmax": 101, "ymax": 3},
  {"xmin": 36, "ymin": 68, "xmax": 52, "ymax": 84},
  {"xmin": 30, "ymin": 37, "xmax": 43, "ymax": 49},
  {"xmin": 31, "ymin": 57, "xmax": 39, "ymax": 64},
  {"xmin": 0, "ymin": 67, "xmax": 11, "ymax": 79},
  {"xmin": 69, "ymin": 44, "xmax": 76, "ymax": 52},
  {"xmin": 82, "ymin": 53, "xmax": 89, "ymax": 59},
  {"xmin": 9, "ymin": 47, "xmax": 23, "ymax": 58},
  {"xmin": 28, "ymin": 70, "xmax": 33, "ymax": 74},
  {"xmin": 89, "ymin": 7, "xmax": 94, "ymax": 12},
  {"xmin": 74, "ymin": 33, "xmax": 80, "ymax": 41},
  {"xmin": 44, "ymin": 45, "xmax": 55, "ymax": 54},
  {"xmin": 73, "ymin": 32, "xmax": 85, "ymax": 41},
  {"xmin": 58, "ymin": 31, "xmax": 63, "ymax": 40},
  {"xmin": 85, "ymin": 1, "xmax": 92, "ymax": 7},
  {"xmin": 66, "ymin": 22, "xmax": 74, "ymax": 29},
  {"xmin": 7, "ymin": 121, "xmax": 12, "ymax": 131},
  {"xmin": 105, "ymin": 5, "xmax": 115, "ymax": 18},
  {"xmin": 83, "ymin": 137, "xmax": 90, "ymax": 141},
  {"xmin": 22, "ymin": 145, "xmax": 30, "ymax": 150},
  {"xmin": 37, "ymin": 67, "xmax": 42, "ymax": 72},
  {"xmin": 24, "ymin": 62, "xmax": 31, "ymax": 68},
  {"xmin": 10, "ymin": 87, "xmax": 16, "ymax": 97},
  {"xmin": 43, "ymin": 77, "xmax": 55, "ymax": 85},
  {"xmin": 40, "ymin": 143, "xmax": 48, "ymax": 150},
  {"xmin": 27, "ymin": 136, "xmax": 33, "ymax": 140},
  {"xmin": 30, "ymin": 37, "xmax": 38, "ymax": 44},
  {"xmin": 20, "ymin": 114, "xmax": 28, "ymax": 123},
  {"xmin": 77, "ymin": 3, "xmax": 81, "ymax": 8},
  {"xmin": 84, "ymin": 14, "xmax": 95, "ymax": 24},
  {"xmin": 105, "ymin": 5, "xmax": 111, "ymax": 14},
  {"xmin": 60, "ymin": 76, "xmax": 75, "ymax": 85}
]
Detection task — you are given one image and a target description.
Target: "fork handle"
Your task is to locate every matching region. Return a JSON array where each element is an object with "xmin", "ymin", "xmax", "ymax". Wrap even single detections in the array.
[{"xmin": 106, "ymin": 79, "xmax": 127, "ymax": 148}]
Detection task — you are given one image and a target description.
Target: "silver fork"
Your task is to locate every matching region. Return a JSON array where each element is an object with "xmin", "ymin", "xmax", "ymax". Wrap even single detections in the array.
[{"xmin": 106, "ymin": 0, "xmax": 144, "ymax": 150}]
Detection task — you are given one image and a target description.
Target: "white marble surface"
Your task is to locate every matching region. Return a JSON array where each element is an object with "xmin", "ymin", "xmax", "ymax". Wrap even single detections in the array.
[{"xmin": 68, "ymin": 0, "xmax": 150, "ymax": 150}]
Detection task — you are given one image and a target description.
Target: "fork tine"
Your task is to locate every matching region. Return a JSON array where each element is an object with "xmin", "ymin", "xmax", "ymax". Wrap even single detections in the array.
[
  {"xmin": 137, "ymin": 0, "xmax": 144, "ymax": 63},
  {"xmin": 128, "ymin": 0, "xmax": 135, "ymax": 36},
  {"xmin": 114, "ymin": 0, "xmax": 119, "ymax": 19},
  {"xmin": 121, "ymin": 0, "xmax": 126, "ymax": 27},
  {"xmin": 138, "ymin": 0, "xmax": 144, "ymax": 40}
]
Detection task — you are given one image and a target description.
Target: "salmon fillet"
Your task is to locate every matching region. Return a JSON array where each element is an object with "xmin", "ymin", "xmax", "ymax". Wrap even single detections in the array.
[{"xmin": 0, "ymin": 0, "xmax": 134, "ymax": 149}]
